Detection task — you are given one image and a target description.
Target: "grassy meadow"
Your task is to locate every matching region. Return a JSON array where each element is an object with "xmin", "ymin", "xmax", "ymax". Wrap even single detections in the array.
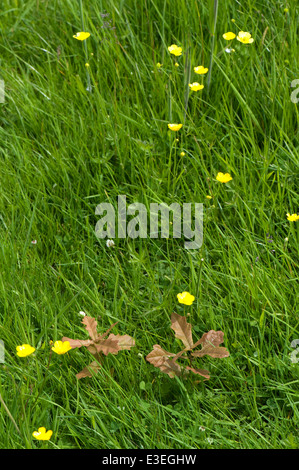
[{"xmin": 0, "ymin": 0, "xmax": 298, "ymax": 449}]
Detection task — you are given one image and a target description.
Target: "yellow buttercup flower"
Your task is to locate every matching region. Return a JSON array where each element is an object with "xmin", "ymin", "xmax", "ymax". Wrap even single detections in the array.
[
  {"xmin": 216, "ymin": 172, "xmax": 233, "ymax": 183},
  {"xmin": 237, "ymin": 31, "xmax": 254, "ymax": 44},
  {"xmin": 168, "ymin": 44, "xmax": 182, "ymax": 56},
  {"xmin": 206, "ymin": 195, "xmax": 212, "ymax": 199},
  {"xmin": 175, "ymin": 62, "xmax": 179, "ymax": 67},
  {"xmin": 51, "ymin": 340, "xmax": 72, "ymax": 355},
  {"xmin": 73, "ymin": 32, "xmax": 91, "ymax": 41},
  {"xmin": 177, "ymin": 291, "xmax": 195, "ymax": 306},
  {"xmin": 286, "ymin": 213, "xmax": 299, "ymax": 222},
  {"xmin": 189, "ymin": 82, "xmax": 204, "ymax": 91},
  {"xmin": 16, "ymin": 344, "xmax": 35, "ymax": 357},
  {"xmin": 156, "ymin": 62, "xmax": 163, "ymax": 68},
  {"xmin": 180, "ymin": 151, "xmax": 185, "ymax": 156},
  {"xmin": 194, "ymin": 65, "xmax": 208, "ymax": 75},
  {"xmin": 168, "ymin": 123, "xmax": 182, "ymax": 131},
  {"xmin": 32, "ymin": 427, "xmax": 53, "ymax": 441},
  {"xmin": 85, "ymin": 63, "xmax": 90, "ymax": 67},
  {"xmin": 223, "ymin": 32, "xmax": 236, "ymax": 40}
]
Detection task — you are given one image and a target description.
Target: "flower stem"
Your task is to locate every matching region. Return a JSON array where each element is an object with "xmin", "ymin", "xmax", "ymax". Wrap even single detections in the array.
[
  {"xmin": 0, "ymin": 391, "xmax": 21, "ymax": 434},
  {"xmin": 207, "ymin": 0, "xmax": 218, "ymax": 93},
  {"xmin": 79, "ymin": 0, "xmax": 91, "ymax": 92},
  {"xmin": 31, "ymin": 350, "xmax": 52, "ymax": 411}
]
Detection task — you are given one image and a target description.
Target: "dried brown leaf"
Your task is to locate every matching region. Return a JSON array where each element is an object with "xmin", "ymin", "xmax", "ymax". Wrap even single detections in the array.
[
  {"xmin": 185, "ymin": 366, "xmax": 210, "ymax": 380},
  {"xmin": 108, "ymin": 333, "xmax": 135, "ymax": 350},
  {"xmin": 76, "ymin": 361, "xmax": 101, "ymax": 379},
  {"xmin": 200, "ymin": 330, "xmax": 225, "ymax": 347},
  {"xmin": 170, "ymin": 312, "xmax": 194, "ymax": 349},
  {"xmin": 157, "ymin": 358, "xmax": 183, "ymax": 378},
  {"xmin": 146, "ymin": 344, "xmax": 176, "ymax": 366},
  {"xmin": 191, "ymin": 345, "xmax": 229, "ymax": 358},
  {"xmin": 146, "ymin": 344, "xmax": 182, "ymax": 378},
  {"xmin": 94, "ymin": 335, "xmax": 120, "ymax": 355},
  {"xmin": 61, "ymin": 336, "xmax": 93, "ymax": 349},
  {"xmin": 82, "ymin": 316, "xmax": 99, "ymax": 341},
  {"xmin": 191, "ymin": 330, "xmax": 229, "ymax": 358}
]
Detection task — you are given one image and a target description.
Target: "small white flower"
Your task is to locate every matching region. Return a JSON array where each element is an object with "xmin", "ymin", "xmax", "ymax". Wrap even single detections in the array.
[
  {"xmin": 207, "ymin": 437, "xmax": 214, "ymax": 444},
  {"xmin": 106, "ymin": 239, "xmax": 115, "ymax": 248},
  {"xmin": 31, "ymin": 240, "xmax": 37, "ymax": 245},
  {"xmin": 199, "ymin": 426, "xmax": 205, "ymax": 432},
  {"xmin": 79, "ymin": 311, "xmax": 86, "ymax": 317}
]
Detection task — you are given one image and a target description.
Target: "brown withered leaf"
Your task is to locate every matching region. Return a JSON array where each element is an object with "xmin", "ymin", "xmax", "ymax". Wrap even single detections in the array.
[
  {"xmin": 76, "ymin": 361, "xmax": 101, "ymax": 379},
  {"xmin": 185, "ymin": 366, "xmax": 210, "ymax": 380},
  {"xmin": 191, "ymin": 345, "xmax": 229, "ymax": 358},
  {"xmin": 108, "ymin": 334, "xmax": 135, "ymax": 350},
  {"xmin": 157, "ymin": 358, "xmax": 183, "ymax": 378},
  {"xmin": 171, "ymin": 312, "xmax": 194, "ymax": 349},
  {"xmin": 61, "ymin": 337, "xmax": 93, "ymax": 349},
  {"xmin": 94, "ymin": 335, "xmax": 120, "ymax": 355},
  {"xmin": 82, "ymin": 316, "xmax": 98, "ymax": 341},
  {"xmin": 146, "ymin": 345, "xmax": 182, "ymax": 378},
  {"xmin": 146, "ymin": 314, "xmax": 229, "ymax": 381},
  {"xmin": 146, "ymin": 344, "xmax": 176, "ymax": 366},
  {"xmin": 191, "ymin": 330, "xmax": 229, "ymax": 359},
  {"xmin": 61, "ymin": 315, "xmax": 135, "ymax": 378},
  {"xmin": 200, "ymin": 330, "xmax": 225, "ymax": 347}
]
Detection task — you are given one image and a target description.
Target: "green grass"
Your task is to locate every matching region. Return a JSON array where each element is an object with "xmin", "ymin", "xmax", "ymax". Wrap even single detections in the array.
[{"xmin": 0, "ymin": 0, "xmax": 298, "ymax": 449}]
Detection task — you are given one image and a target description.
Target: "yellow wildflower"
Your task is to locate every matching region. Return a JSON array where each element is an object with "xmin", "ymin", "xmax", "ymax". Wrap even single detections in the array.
[
  {"xmin": 32, "ymin": 427, "xmax": 53, "ymax": 441},
  {"xmin": 51, "ymin": 340, "xmax": 72, "ymax": 355},
  {"xmin": 168, "ymin": 44, "xmax": 182, "ymax": 56},
  {"xmin": 85, "ymin": 63, "xmax": 90, "ymax": 67},
  {"xmin": 175, "ymin": 62, "xmax": 179, "ymax": 67},
  {"xmin": 189, "ymin": 82, "xmax": 204, "ymax": 91},
  {"xmin": 168, "ymin": 123, "xmax": 182, "ymax": 131},
  {"xmin": 194, "ymin": 65, "xmax": 208, "ymax": 75},
  {"xmin": 156, "ymin": 62, "xmax": 163, "ymax": 68},
  {"xmin": 216, "ymin": 172, "xmax": 233, "ymax": 183},
  {"xmin": 286, "ymin": 213, "xmax": 299, "ymax": 222},
  {"xmin": 16, "ymin": 344, "xmax": 35, "ymax": 357},
  {"xmin": 177, "ymin": 291, "xmax": 195, "ymax": 306},
  {"xmin": 180, "ymin": 151, "xmax": 185, "ymax": 156},
  {"xmin": 73, "ymin": 32, "xmax": 91, "ymax": 41},
  {"xmin": 206, "ymin": 195, "xmax": 212, "ymax": 199},
  {"xmin": 223, "ymin": 32, "xmax": 236, "ymax": 40},
  {"xmin": 236, "ymin": 31, "xmax": 254, "ymax": 44}
]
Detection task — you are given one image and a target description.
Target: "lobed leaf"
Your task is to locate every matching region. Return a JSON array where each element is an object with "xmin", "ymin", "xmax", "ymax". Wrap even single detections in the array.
[
  {"xmin": 191, "ymin": 330, "xmax": 229, "ymax": 358},
  {"xmin": 61, "ymin": 336, "xmax": 93, "ymax": 349},
  {"xmin": 94, "ymin": 335, "xmax": 120, "ymax": 355},
  {"xmin": 171, "ymin": 312, "xmax": 194, "ymax": 349},
  {"xmin": 185, "ymin": 366, "xmax": 210, "ymax": 380},
  {"xmin": 76, "ymin": 361, "xmax": 101, "ymax": 379},
  {"xmin": 82, "ymin": 316, "xmax": 99, "ymax": 341},
  {"xmin": 108, "ymin": 333, "xmax": 135, "ymax": 350}
]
